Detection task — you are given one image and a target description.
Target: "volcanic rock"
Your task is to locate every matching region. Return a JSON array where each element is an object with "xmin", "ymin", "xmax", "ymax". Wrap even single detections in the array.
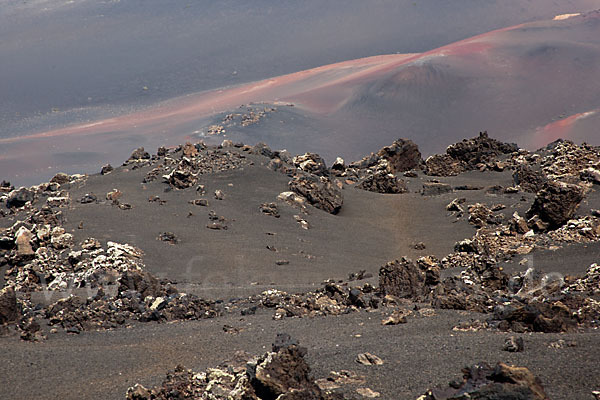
[
  {"xmin": 165, "ymin": 168, "xmax": 197, "ymax": 189},
  {"xmin": 0, "ymin": 180, "xmax": 13, "ymax": 192},
  {"xmin": 446, "ymin": 198, "xmax": 465, "ymax": 213},
  {"xmin": 250, "ymin": 142, "xmax": 275, "ymax": 158},
  {"xmin": 355, "ymin": 353, "xmax": 384, "ymax": 366},
  {"xmin": 375, "ymin": 138, "xmax": 422, "ymax": 173},
  {"xmin": 350, "ymin": 139, "xmax": 421, "ymax": 174},
  {"xmin": 381, "ymin": 309, "xmax": 410, "ymax": 325},
  {"xmin": 189, "ymin": 198, "xmax": 209, "ymax": 207},
  {"xmin": 425, "ymin": 132, "xmax": 518, "ymax": 176},
  {"xmin": 80, "ymin": 193, "xmax": 97, "ymax": 204},
  {"xmin": 526, "ymin": 181, "xmax": 585, "ymax": 230},
  {"xmin": 288, "ymin": 175, "xmax": 343, "ymax": 214},
  {"xmin": 492, "ymin": 300, "xmax": 577, "ymax": 333},
  {"xmin": 580, "ymin": 167, "xmax": 600, "ymax": 184},
  {"xmin": 511, "ymin": 212, "xmax": 530, "ymax": 234},
  {"xmin": 330, "ymin": 157, "xmax": 346, "ymax": 174},
  {"xmin": 260, "ymin": 203, "xmax": 280, "ymax": 218},
  {"xmin": 100, "ymin": 164, "xmax": 114, "ymax": 175},
  {"xmin": 182, "ymin": 142, "xmax": 198, "ymax": 157},
  {"xmin": 119, "ymin": 269, "xmax": 163, "ymax": 299},
  {"xmin": 6, "ymin": 188, "xmax": 34, "ymax": 208},
  {"xmin": 106, "ymin": 189, "xmax": 123, "ymax": 202},
  {"xmin": 513, "ymin": 165, "xmax": 548, "ymax": 193},
  {"xmin": 446, "ymin": 131, "xmax": 519, "ymax": 167},
  {"xmin": 503, "ymin": 336, "xmax": 524, "ymax": 352},
  {"xmin": 0, "ymin": 287, "xmax": 18, "ymax": 324},
  {"xmin": 251, "ymin": 343, "xmax": 326, "ymax": 399},
  {"xmin": 420, "ymin": 362, "xmax": 549, "ymax": 400},
  {"xmin": 356, "ymin": 171, "xmax": 407, "ymax": 194},
  {"xmin": 292, "ymin": 153, "xmax": 328, "ymax": 176},
  {"xmin": 379, "ymin": 258, "xmax": 426, "ymax": 299},
  {"xmin": 214, "ymin": 189, "xmax": 225, "ymax": 200},
  {"xmin": 50, "ymin": 172, "xmax": 70, "ymax": 185},
  {"xmin": 158, "ymin": 232, "xmax": 178, "ymax": 244},
  {"xmin": 424, "ymin": 154, "xmax": 466, "ymax": 176},
  {"xmin": 127, "ymin": 147, "xmax": 151, "ymax": 162},
  {"xmin": 468, "ymin": 203, "xmax": 503, "ymax": 227},
  {"xmin": 15, "ymin": 226, "xmax": 34, "ymax": 257},
  {"xmin": 127, "ymin": 338, "xmax": 338, "ymax": 400}
]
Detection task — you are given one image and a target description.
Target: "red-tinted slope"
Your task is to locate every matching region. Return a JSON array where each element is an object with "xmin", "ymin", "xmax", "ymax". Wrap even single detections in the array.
[{"xmin": 2, "ymin": 11, "xmax": 600, "ymax": 184}]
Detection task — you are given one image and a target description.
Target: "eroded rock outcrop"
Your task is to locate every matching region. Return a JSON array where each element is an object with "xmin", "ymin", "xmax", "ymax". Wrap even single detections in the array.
[
  {"xmin": 288, "ymin": 175, "xmax": 343, "ymax": 214},
  {"xmin": 356, "ymin": 171, "xmax": 407, "ymax": 194},
  {"xmin": 526, "ymin": 181, "xmax": 585, "ymax": 230},
  {"xmin": 126, "ymin": 335, "xmax": 344, "ymax": 400},
  {"xmin": 418, "ymin": 362, "xmax": 549, "ymax": 400},
  {"xmin": 425, "ymin": 132, "xmax": 518, "ymax": 176}
]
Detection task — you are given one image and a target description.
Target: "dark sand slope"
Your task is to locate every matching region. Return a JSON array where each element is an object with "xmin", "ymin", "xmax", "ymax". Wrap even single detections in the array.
[
  {"xmin": 4, "ymin": 11, "xmax": 600, "ymax": 185},
  {"xmin": 2, "ymin": 136, "xmax": 600, "ymax": 399}
]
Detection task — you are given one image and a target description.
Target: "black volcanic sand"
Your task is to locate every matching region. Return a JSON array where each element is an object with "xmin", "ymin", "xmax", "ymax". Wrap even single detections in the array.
[
  {"xmin": 2, "ymin": 308, "xmax": 599, "ymax": 400},
  {"xmin": 1, "ymin": 146, "xmax": 600, "ymax": 399}
]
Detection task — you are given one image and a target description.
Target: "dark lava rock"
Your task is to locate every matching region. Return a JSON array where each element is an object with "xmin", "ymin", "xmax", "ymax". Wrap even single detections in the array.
[
  {"xmin": 128, "ymin": 147, "xmax": 151, "ymax": 162},
  {"xmin": 158, "ymin": 232, "xmax": 178, "ymax": 244},
  {"xmin": 350, "ymin": 138, "xmax": 421, "ymax": 173},
  {"xmin": 80, "ymin": 193, "xmax": 98, "ymax": 204},
  {"xmin": 249, "ymin": 343, "xmax": 324, "ymax": 400},
  {"xmin": 376, "ymin": 138, "xmax": 422, "ymax": 173},
  {"xmin": 292, "ymin": 153, "xmax": 329, "ymax": 176},
  {"xmin": 166, "ymin": 169, "xmax": 197, "ymax": 189},
  {"xmin": 421, "ymin": 362, "xmax": 549, "ymax": 400},
  {"xmin": 330, "ymin": 157, "xmax": 346, "ymax": 174},
  {"xmin": 424, "ymin": 154, "xmax": 466, "ymax": 176},
  {"xmin": 6, "ymin": 188, "xmax": 34, "ymax": 208},
  {"xmin": 50, "ymin": 172, "xmax": 70, "ymax": 185},
  {"xmin": 379, "ymin": 258, "xmax": 426, "ymax": 299},
  {"xmin": 513, "ymin": 165, "xmax": 548, "ymax": 193},
  {"xmin": 101, "ymin": 164, "xmax": 114, "ymax": 175},
  {"xmin": 0, "ymin": 236, "xmax": 14, "ymax": 250},
  {"xmin": 126, "ymin": 338, "xmax": 341, "ymax": 400},
  {"xmin": 432, "ymin": 261, "xmax": 507, "ymax": 313},
  {"xmin": 446, "ymin": 131, "xmax": 519, "ymax": 167},
  {"xmin": 580, "ymin": 167, "xmax": 600, "ymax": 184},
  {"xmin": 0, "ymin": 286, "xmax": 18, "ymax": 324},
  {"xmin": 288, "ymin": 175, "xmax": 343, "ymax": 214},
  {"xmin": 432, "ymin": 279, "xmax": 492, "ymax": 313},
  {"xmin": 0, "ymin": 180, "xmax": 13, "ymax": 191},
  {"xmin": 425, "ymin": 132, "xmax": 518, "ymax": 176},
  {"xmin": 157, "ymin": 146, "xmax": 168, "ymax": 157},
  {"xmin": 251, "ymin": 142, "xmax": 275, "ymax": 158},
  {"xmin": 260, "ymin": 203, "xmax": 280, "ymax": 217},
  {"xmin": 422, "ymin": 182, "xmax": 452, "ymax": 196},
  {"xmin": 181, "ymin": 142, "xmax": 199, "ymax": 158},
  {"xmin": 119, "ymin": 269, "xmax": 163, "ymax": 299},
  {"xmin": 468, "ymin": 203, "xmax": 504, "ymax": 227},
  {"xmin": 268, "ymin": 158, "xmax": 295, "ymax": 175},
  {"xmin": 356, "ymin": 171, "xmax": 407, "ymax": 194},
  {"xmin": 503, "ymin": 336, "xmax": 524, "ymax": 352},
  {"xmin": 526, "ymin": 181, "xmax": 585, "ymax": 230},
  {"xmin": 492, "ymin": 300, "xmax": 577, "ymax": 333},
  {"xmin": 19, "ymin": 316, "xmax": 44, "ymax": 341},
  {"xmin": 189, "ymin": 198, "xmax": 209, "ymax": 207},
  {"xmin": 206, "ymin": 222, "xmax": 228, "ymax": 230}
]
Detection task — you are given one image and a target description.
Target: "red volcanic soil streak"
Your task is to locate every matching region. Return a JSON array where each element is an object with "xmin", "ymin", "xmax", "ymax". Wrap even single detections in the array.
[
  {"xmin": 0, "ymin": 18, "xmax": 526, "ymax": 147},
  {"xmin": 531, "ymin": 110, "xmax": 599, "ymax": 148},
  {"xmin": 0, "ymin": 54, "xmax": 416, "ymax": 146},
  {"xmin": 4, "ymin": 12, "xmax": 599, "ymax": 184}
]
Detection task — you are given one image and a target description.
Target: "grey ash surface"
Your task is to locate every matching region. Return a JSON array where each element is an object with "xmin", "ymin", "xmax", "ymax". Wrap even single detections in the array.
[{"xmin": 1, "ymin": 144, "xmax": 600, "ymax": 399}]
